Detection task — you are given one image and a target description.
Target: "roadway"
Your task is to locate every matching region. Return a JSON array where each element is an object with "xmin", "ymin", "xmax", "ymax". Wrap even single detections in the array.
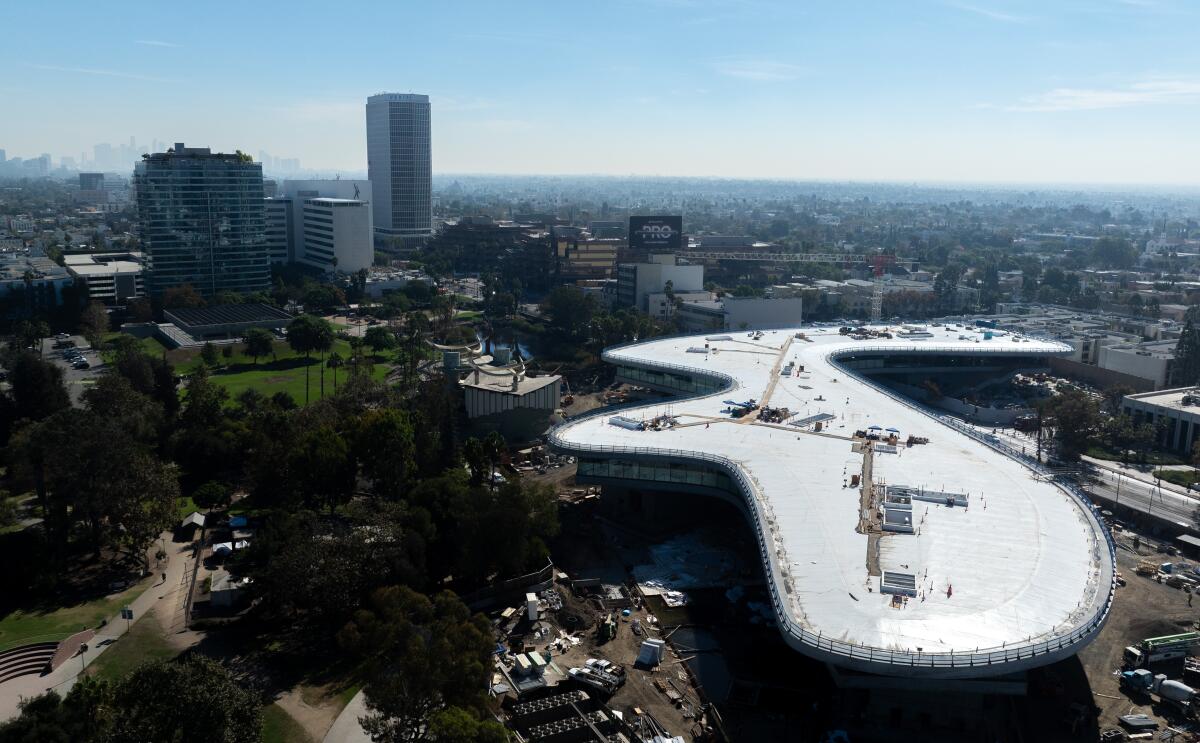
[
  {"xmin": 962, "ymin": 423, "xmax": 1199, "ymax": 530},
  {"xmin": 1085, "ymin": 468, "xmax": 1197, "ymax": 529}
]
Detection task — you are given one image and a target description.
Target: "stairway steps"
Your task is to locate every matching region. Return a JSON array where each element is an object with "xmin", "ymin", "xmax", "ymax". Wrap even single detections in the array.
[{"xmin": 0, "ymin": 641, "xmax": 61, "ymax": 684}]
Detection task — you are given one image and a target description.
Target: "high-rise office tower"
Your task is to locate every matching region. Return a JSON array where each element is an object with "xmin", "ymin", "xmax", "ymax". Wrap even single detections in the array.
[
  {"xmin": 134, "ymin": 142, "xmax": 270, "ymax": 296},
  {"xmin": 366, "ymin": 93, "xmax": 432, "ymax": 242},
  {"xmin": 80, "ymin": 172, "xmax": 105, "ymax": 191}
]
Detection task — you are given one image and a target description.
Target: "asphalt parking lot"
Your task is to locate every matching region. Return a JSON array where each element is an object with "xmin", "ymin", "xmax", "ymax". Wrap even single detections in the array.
[{"xmin": 40, "ymin": 334, "xmax": 105, "ymax": 403}]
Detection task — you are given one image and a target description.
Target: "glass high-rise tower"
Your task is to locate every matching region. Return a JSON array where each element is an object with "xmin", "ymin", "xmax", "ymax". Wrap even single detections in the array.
[
  {"xmin": 366, "ymin": 93, "xmax": 432, "ymax": 241},
  {"xmin": 134, "ymin": 143, "xmax": 271, "ymax": 296}
]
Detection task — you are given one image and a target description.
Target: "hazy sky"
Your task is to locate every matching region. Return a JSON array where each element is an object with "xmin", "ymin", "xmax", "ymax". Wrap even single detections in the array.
[{"xmin": 3, "ymin": 0, "xmax": 1199, "ymax": 184}]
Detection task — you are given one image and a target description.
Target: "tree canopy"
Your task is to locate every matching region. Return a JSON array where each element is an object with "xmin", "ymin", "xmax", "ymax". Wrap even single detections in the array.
[
  {"xmin": 0, "ymin": 657, "xmax": 261, "ymax": 743},
  {"xmin": 338, "ymin": 586, "xmax": 495, "ymax": 743}
]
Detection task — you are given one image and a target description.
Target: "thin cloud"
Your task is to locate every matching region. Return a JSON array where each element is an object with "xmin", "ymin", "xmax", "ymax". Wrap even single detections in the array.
[
  {"xmin": 135, "ymin": 39, "xmax": 180, "ymax": 48},
  {"xmin": 468, "ymin": 118, "xmax": 535, "ymax": 133},
  {"xmin": 25, "ymin": 63, "xmax": 176, "ymax": 83},
  {"xmin": 437, "ymin": 96, "xmax": 495, "ymax": 113},
  {"xmin": 713, "ymin": 58, "xmax": 805, "ymax": 81},
  {"xmin": 945, "ymin": 2, "xmax": 1031, "ymax": 23},
  {"xmin": 268, "ymin": 100, "xmax": 361, "ymax": 122},
  {"xmin": 1003, "ymin": 79, "xmax": 1200, "ymax": 111}
]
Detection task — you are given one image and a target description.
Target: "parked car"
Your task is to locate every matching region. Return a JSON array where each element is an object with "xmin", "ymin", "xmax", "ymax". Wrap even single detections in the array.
[
  {"xmin": 585, "ymin": 658, "xmax": 624, "ymax": 677},
  {"xmin": 73, "ymin": 360, "xmax": 90, "ymax": 370}
]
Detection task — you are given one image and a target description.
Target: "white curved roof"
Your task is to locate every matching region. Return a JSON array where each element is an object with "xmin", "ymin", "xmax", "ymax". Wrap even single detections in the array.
[{"xmin": 550, "ymin": 324, "xmax": 1114, "ymax": 675}]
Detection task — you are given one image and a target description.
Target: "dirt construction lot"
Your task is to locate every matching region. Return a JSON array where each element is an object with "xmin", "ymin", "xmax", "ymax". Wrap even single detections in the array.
[{"xmin": 1077, "ymin": 531, "xmax": 1200, "ymax": 736}]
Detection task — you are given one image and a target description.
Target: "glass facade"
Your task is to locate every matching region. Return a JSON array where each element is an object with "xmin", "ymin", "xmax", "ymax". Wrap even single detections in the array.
[
  {"xmin": 614, "ymin": 363, "xmax": 725, "ymax": 395},
  {"xmin": 134, "ymin": 146, "xmax": 270, "ymax": 295},
  {"xmin": 366, "ymin": 94, "xmax": 432, "ymax": 237},
  {"xmin": 578, "ymin": 457, "xmax": 735, "ymax": 493}
]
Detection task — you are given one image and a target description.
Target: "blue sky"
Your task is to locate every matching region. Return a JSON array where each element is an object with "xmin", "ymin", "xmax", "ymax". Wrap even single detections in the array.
[{"xmin": 2, "ymin": 0, "xmax": 1198, "ymax": 183}]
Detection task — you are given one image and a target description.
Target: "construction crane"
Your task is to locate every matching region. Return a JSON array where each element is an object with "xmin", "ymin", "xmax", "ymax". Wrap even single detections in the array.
[{"xmin": 679, "ymin": 250, "xmax": 899, "ymax": 323}]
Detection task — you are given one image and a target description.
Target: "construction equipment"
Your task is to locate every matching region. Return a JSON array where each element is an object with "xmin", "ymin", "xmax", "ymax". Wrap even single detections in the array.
[
  {"xmin": 560, "ymin": 377, "xmax": 574, "ymax": 407},
  {"xmin": 868, "ymin": 255, "xmax": 894, "ymax": 323},
  {"xmin": 597, "ymin": 613, "xmax": 617, "ymax": 643},
  {"xmin": 567, "ymin": 667, "xmax": 618, "ymax": 695},
  {"xmin": 1121, "ymin": 669, "xmax": 1198, "ymax": 716},
  {"xmin": 1124, "ymin": 632, "xmax": 1200, "ymax": 667}
]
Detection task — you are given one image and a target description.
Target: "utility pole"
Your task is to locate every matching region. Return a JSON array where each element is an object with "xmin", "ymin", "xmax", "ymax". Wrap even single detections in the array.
[{"xmin": 1036, "ymin": 407, "xmax": 1043, "ymax": 464}]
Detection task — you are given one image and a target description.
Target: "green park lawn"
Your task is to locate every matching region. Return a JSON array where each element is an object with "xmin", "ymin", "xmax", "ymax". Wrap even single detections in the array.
[
  {"xmin": 176, "ymin": 495, "xmax": 198, "ymax": 520},
  {"xmin": 83, "ymin": 609, "xmax": 177, "ymax": 683},
  {"xmin": 1153, "ymin": 468, "xmax": 1200, "ymax": 489},
  {"xmin": 199, "ymin": 340, "xmax": 392, "ymax": 405},
  {"xmin": 1086, "ymin": 445, "xmax": 1185, "ymax": 466},
  {"xmin": 105, "ymin": 334, "xmax": 394, "ymax": 406},
  {"xmin": 0, "ymin": 577, "xmax": 154, "ymax": 652},
  {"xmin": 262, "ymin": 703, "xmax": 314, "ymax": 743}
]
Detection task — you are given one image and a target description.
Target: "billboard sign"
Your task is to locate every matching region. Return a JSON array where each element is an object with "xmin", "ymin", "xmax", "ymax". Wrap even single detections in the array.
[{"xmin": 629, "ymin": 216, "xmax": 683, "ymax": 252}]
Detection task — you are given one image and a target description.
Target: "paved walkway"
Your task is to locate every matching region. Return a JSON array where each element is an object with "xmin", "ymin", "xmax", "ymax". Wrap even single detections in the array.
[
  {"xmin": 0, "ymin": 532, "xmax": 196, "ymax": 721},
  {"xmin": 323, "ymin": 689, "xmax": 371, "ymax": 743}
]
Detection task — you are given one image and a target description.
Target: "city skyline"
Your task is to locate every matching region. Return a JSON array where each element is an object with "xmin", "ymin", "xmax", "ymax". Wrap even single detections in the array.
[{"xmin": 2, "ymin": 1, "xmax": 1199, "ymax": 184}]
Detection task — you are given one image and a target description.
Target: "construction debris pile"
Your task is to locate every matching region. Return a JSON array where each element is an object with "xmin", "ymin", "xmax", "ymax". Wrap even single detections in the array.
[
  {"xmin": 755, "ymin": 405, "xmax": 792, "ymax": 424},
  {"xmin": 838, "ymin": 325, "xmax": 893, "ymax": 340}
]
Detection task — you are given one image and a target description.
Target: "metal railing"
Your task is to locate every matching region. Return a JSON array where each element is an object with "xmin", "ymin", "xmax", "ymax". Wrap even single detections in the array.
[{"xmin": 548, "ymin": 333, "xmax": 1117, "ymax": 671}]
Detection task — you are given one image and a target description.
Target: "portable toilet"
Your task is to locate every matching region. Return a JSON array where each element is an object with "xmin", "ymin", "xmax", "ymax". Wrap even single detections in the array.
[{"xmin": 526, "ymin": 592, "xmax": 538, "ymax": 621}]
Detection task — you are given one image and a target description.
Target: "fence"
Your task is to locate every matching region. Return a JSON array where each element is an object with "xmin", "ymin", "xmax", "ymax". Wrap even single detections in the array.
[
  {"xmin": 459, "ymin": 561, "xmax": 556, "ymax": 611},
  {"xmin": 549, "ymin": 334, "xmax": 1117, "ymax": 671}
]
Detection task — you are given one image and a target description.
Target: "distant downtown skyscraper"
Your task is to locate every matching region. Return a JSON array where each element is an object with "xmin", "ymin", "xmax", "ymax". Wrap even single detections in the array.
[
  {"xmin": 134, "ymin": 142, "xmax": 271, "ymax": 296},
  {"xmin": 366, "ymin": 93, "xmax": 432, "ymax": 242}
]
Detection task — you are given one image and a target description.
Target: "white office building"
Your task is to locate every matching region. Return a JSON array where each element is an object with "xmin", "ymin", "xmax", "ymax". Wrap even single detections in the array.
[
  {"xmin": 615, "ymin": 253, "xmax": 704, "ymax": 312},
  {"xmin": 62, "ymin": 252, "xmax": 146, "ymax": 304},
  {"xmin": 300, "ymin": 198, "xmax": 372, "ymax": 273},
  {"xmin": 264, "ymin": 180, "xmax": 373, "ymax": 273}
]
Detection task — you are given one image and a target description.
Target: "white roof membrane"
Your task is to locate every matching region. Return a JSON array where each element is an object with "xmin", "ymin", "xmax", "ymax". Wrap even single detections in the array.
[{"xmin": 549, "ymin": 324, "xmax": 1115, "ymax": 677}]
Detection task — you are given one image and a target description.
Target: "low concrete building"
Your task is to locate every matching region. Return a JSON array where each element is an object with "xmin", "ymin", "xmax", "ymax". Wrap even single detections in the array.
[
  {"xmin": 448, "ymin": 348, "xmax": 561, "ymax": 442},
  {"xmin": 645, "ymin": 289, "xmax": 714, "ymax": 319},
  {"xmin": 676, "ymin": 296, "xmax": 804, "ymax": 331},
  {"xmin": 62, "ymin": 252, "xmax": 145, "ymax": 304},
  {"xmin": 363, "ymin": 268, "xmax": 433, "ymax": 298},
  {"xmin": 157, "ymin": 303, "xmax": 292, "ymax": 347},
  {"xmin": 209, "ymin": 568, "xmax": 251, "ymax": 609},
  {"xmin": 1122, "ymin": 387, "xmax": 1200, "ymax": 455},
  {"xmin": 615, "ymin": 253, "xmax": 704, "ymax": 311},
  {"xmin": 0, "ymin": 254, "xmax": 73, "ymax": 316},
  {"xmin": 1098, "ymin": 341, "xmax": 1176, "ymax": 389}
]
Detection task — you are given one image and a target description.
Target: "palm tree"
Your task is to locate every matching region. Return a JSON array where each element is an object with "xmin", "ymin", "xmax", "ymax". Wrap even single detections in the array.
[
  {"xmin": 287, "ymin": 315, "xmax": 335, "ymax": 404},
  {"xmin": 327, "ymin": 352, "xmax": 344, "ymax": 393},
  {"xmin": 484, "ymin": 430, "xmax": 506, "ymax": 490}
]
